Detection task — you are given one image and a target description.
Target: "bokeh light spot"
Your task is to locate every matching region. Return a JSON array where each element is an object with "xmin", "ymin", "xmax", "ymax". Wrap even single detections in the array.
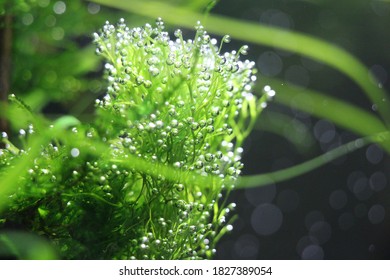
[
  {"xmin": 251, "ymin": 203, "xmax": 283, "ymax": 236},
  {"xmin": 368, "ymin": 204, "xmax": 385, "ymax": 224},
  {"xmin": 305, "ymin": 210, "xmax": 324, "ymax": 231},
  {"xmin": 233, "ymin": 234, "xmax": 259, "ymax": 259},
  {"xmin": 369, "ymin": 171, "xmax": 387, "ymax": 192},
  {"xmin": 366, "ymin": 144, "xmax": 384, "ymax": 165},
  {"xmin": 53, "ymin": 1, "xmax": 66, "ymax": 15},
  {"xmin": 309, "ymin": 221, "xmax": 332, "ymax": 244},
  {"xmin": 301, "ymin": 245, "xmax": 324, "ymax": 260}
]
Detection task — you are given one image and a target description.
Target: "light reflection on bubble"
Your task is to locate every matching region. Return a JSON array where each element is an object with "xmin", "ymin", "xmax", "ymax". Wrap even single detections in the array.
[
  {"xmin": 368, "ymin": 204, "xmax": 385, "ymax": 224},
  {"xmin": 301, "ymin": 244, "xmax": 324, "ymax": 260},
  {"xmin": 245, "ymin": 184, "xmax": 276, "ymax": 206},
  {"xmin": 365, "ymin": 144, "xmax": 384, "ymax": 164},
  {"xmin": 276, "ymin": 189, "xmax": 300, "ymax": 213},
  {"xmin": 329, "ymin": 190, "xmax": 348, "ymax": 210},
  {"xmin": 251, "ymin": 203, "xmax": 283, "ymax": 236},
  {"xmin": 233, "ymin": 234, "xmax": 259, "ymax": 259},
  {"xmin": 338, "ymin": 212, "xmax": 355, "ymax": 231}
]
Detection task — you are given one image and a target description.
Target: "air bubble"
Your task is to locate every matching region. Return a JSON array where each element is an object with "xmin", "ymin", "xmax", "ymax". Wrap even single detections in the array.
[
  {"xmin": 144, "ymin": 80, "xmax": 152, "ymax": 88},
  {"xmin": 174, "ymin": 29, "xmax": 182, "ymax": 38},
  {"xmin": 175, "ymin": 184, "xmax": 184, "ymax": 192},
  {"xmin": 223, "ymin": 35, "xmax": 231, "ymax": 43},
  {"xmin": 191, "ymin": 122, "xmax": 199, "ymax": 130},
  {"xmin": 211, "ymin": 107, "xmax": 220, "ymax": 116},
  {"xmin": 148, "ymin": 66, "xmax": 160, "ymax": 76},
  {"xmin": 239, "ymin": 45, "xmax": 249, "ymax": 55},
  {"xmin": 70, "ymin": 148, "xmax": 80, "ymax": 158},
  {"xmin": 136, "ymin": 76, "xmax": 145, "ymax": 85}
]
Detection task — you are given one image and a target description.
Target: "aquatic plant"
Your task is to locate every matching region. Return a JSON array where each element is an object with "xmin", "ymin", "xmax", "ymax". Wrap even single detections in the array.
[{"xmin": 0, "ymin": 19, "xmax": 272, "ymax": 259}]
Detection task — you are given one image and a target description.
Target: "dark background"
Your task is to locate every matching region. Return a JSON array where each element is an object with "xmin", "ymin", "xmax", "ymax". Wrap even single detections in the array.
[
  {"xmin": 211, "ymin": 0, "xmax": 390, "ymax": 259},
  {"xmin": 2, "ymin": 0, "xmax": 389, "ymax": 260}
]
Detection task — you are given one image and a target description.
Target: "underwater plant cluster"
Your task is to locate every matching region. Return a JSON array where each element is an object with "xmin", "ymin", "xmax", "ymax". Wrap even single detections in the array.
[{"xmin": 0, "ymin": 18, "xmax": 271, "ymax": 259}]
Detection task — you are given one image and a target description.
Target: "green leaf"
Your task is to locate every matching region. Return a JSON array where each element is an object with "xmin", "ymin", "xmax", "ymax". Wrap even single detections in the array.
[
  {"xmin": 256, "ymin": 77, "xmax": 390, "ymax": 153},
  {"xmin": 237, "ymin": 131, "xmax": 390, "ymax": 189}
]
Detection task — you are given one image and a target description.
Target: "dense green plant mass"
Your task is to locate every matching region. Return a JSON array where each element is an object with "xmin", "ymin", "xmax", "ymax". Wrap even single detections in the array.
[{"xmin": 0, "ymin": 19, "xmax": 271, "ymax": 259}]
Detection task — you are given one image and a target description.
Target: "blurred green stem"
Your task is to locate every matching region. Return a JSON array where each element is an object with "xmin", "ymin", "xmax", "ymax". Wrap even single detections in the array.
[
  {"xmin": 0, "ymin": 7, "xmax": 12, "ymax": 135},
  {"xmin": 237, "ymin": 131, "xmax": 390, "ymax": 189}
]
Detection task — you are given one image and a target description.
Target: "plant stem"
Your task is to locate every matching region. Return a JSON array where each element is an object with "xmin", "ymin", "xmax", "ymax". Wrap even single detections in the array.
[{"xmin": 0, "ymin": 8, "xmax": 12, "ymax": 136}]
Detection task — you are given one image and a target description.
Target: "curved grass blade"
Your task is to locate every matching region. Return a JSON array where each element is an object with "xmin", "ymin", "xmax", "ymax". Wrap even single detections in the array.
[
  {"xmin": 257, "ymin": 77, "xmax": 390, "ymax": 153},
  {"xmin": 237, "ymin": 131, "xmax": 389, "ymax": 189}
]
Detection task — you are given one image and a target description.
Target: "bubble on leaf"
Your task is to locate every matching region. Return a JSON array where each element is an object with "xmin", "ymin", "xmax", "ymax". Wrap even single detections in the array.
[{"xmin": 70, "ymin": 148, "xmax": 80, "ymax": 158}]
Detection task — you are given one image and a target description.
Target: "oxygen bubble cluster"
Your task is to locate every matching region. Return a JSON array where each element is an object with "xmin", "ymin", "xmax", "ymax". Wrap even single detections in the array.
[{"xmin": 0, "ymin": 19, "xmax": 269, "ymax": 260}]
